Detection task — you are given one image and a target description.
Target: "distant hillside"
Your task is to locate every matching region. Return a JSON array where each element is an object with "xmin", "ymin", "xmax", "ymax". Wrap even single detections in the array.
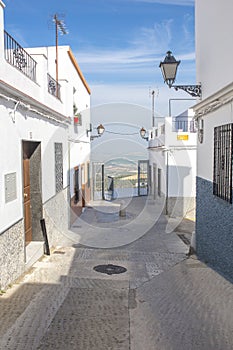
[{"xmin": 105, "ymin": 157, "xmax": 146, "ymax": 177}]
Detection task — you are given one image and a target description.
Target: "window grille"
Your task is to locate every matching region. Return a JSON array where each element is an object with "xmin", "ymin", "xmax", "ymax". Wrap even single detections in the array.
[
  {"xmin": 213, "ymin": 123, "xmax": 233, "ymax": 203},
  {"xmin": 55, "ymin": 143, "xmax": 63, "ymax": 193}
]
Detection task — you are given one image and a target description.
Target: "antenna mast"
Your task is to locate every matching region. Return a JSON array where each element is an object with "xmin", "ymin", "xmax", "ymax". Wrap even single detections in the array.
[
  {"xmin": 53, "ymin": 14, "xmax": 68, "ymax": 97},
  {"xmin": 150, "ymin": 88, "xmax": 159, "ymax": 127}
]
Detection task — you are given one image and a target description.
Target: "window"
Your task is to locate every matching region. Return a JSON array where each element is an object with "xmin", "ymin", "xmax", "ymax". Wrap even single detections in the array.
[
  {"xmin": 213, "ymin": 123, "xmax": 233, "ymax": 203},
  {"xmin": 54, "ymin": 143, "xmax": 63, "ymax": 193}
]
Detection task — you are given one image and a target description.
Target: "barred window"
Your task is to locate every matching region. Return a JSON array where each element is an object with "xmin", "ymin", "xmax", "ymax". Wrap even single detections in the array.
[
  {"xmin": 55, "ymin": 143, "xmax": 63, "ymax": 193},
  {"xmin": 213, "ymin": 124, "xmax": 233, "ymax": 203}
]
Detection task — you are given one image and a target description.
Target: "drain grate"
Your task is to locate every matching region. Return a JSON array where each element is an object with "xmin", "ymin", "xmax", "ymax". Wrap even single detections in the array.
[{"xmin": 93, "ymin": 264, "xmax": 127, "ymax": 275}]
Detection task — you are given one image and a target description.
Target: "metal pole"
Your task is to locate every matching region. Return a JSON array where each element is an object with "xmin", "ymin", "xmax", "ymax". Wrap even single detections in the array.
[
  {"xmin": 40, "ymin": 219, "xmax": 50, "ymax": 255},
  {"xmin": 101, "ymin": 164, "xmax": 105, "ymax": 200},
  {"xmin": 152, "ymin": 90, "xmax": 155, "ymax": 127},
  {"xmin": 168, "ymin": 98, "xmax": 195, "ymax": 117},
  {"xmin": 166, "ymin": 151, "xmax": 169, "ymax": 215},
  {"xmin": 55, "ymin": 15, "xmax": 59, "ymax": 98}
]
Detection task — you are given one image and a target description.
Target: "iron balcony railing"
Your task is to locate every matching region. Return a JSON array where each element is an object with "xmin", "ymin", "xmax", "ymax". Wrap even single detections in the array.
[
  {"xmin": 4, "ymin": 30, "xmax": 37, "ymax": 82},
  {"xmin": 172, "ymin": 120, "xmax": 197, "ymax": 133},
  {"xmin": 47, "ymin": 73, "xmax": 61, "ymax": 100}
]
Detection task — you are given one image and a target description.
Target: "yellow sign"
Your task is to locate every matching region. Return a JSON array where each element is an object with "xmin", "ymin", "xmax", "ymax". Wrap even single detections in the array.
[{"xmin": 177, "ymin": 134, "xmax": 189, "ymax": 141}]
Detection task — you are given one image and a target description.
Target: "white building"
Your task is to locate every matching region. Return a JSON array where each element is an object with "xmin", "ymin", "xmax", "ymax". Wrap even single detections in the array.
[
  {"xmin": 148, "ymin": 110, "xmax": 196, "ymax": 219},
  {"xmin": 193, "ymin": 0, "xmax": 233, "ymax": 279},
  {"xmin": 0, "ymin": 1, "xmax": 91, "ymax": 289}
]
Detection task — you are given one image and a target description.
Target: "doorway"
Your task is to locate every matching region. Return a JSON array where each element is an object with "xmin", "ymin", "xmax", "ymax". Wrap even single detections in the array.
[
  {"xmin": 81, "ymin": 164, "xmax": 85, "ymax": 208},
  {"xmin": 153, "ymin": 163, "xmax": 157, "ymax": 200},
  {"xmin": 138, "ymin": 160, "xmax": 149, "ymax": 196},
  {"xmin": 22, "ymin": 141, "xmax": 42, "ymax": 246}
]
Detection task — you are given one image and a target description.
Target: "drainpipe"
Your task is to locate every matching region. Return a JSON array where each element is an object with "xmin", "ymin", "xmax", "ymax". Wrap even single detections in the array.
[{"xmin": 101, "ymin": 164, "xmax": 105, "ymax": 200}]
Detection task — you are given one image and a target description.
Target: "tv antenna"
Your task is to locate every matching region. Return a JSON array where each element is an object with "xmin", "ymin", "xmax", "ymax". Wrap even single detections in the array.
[
  {"xmin": 149, "ymin": 88, "xmax": 159, "ymax": 127},
  {"xmin": 53, "ymin": 14, "xmax": 68, "ymax": 96}
]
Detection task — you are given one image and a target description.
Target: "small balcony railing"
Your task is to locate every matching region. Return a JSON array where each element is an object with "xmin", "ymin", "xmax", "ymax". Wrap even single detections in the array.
[
  {"xmin": 4, "ymin": 30, "xmax": 37, "ymax": 82},
  {"xmin": 47, "ymin": 73, "xmax": 61, "ymax": 100},
  {"xmin": 172, "ymin": 120, "xmax": 197, "ymax": 133}
]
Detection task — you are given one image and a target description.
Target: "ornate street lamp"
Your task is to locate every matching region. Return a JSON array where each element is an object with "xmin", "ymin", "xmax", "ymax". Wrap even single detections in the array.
[
  {"xmin": 89, "ymin": 123, "xmax": 105, "ymax": 140},
  {"xmin": 140, "ymin": 127, "xmax": 148, "ymax": 141},
  {"xmin": 159, "ymin": 51, "xmax": 201, "ymax": 98},
  {"xmin": 96, "ymin": 123, "xmax": 105, "ymax": 136}
]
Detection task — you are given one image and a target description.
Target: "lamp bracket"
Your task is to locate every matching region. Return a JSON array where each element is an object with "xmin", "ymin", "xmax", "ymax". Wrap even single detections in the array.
[
  {"xmin": 86, "ymin": 123, "xmax": 92, "ymax": 137},
  {"xmin": 172, "ymin": 84, "xmax": 202, "ymax": 98},
  {"xmin": 90, "ymin": 135, "xmax": 100, "ymax": 141}
]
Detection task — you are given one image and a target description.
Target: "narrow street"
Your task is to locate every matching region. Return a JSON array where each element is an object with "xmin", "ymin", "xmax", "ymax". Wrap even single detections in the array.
[{"xmin": 0, "ymin": 197, "xmax": 233, "ymax": 350}]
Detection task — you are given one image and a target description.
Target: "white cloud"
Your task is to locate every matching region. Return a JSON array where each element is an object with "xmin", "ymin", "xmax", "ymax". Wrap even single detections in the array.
[
  {"xmin": 75, "ymin": 20, "xmax": 195, "ymax": 77},
  {"xmin": 76, "ymin": 47, "xmax": 195, "ymax": 79},
  {"xmin": 75, "ymin": 16, "xmax": 196, "ymax": 116},
  {"xmin": 129, "ymin": 20, "xmax": 173, "ymax": 52}
]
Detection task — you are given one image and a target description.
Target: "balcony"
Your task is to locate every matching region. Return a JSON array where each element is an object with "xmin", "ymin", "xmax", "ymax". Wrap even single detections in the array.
[
  {"xmin": 47, "ymin": 73, "xmax": 61, "ymax": 100},
  {"xmin": 4, "ymin": 31, "xmax": 37, "ymax": 82},
  {"xmin": 172, "ymin": 119, "xmax": 197, "ymax": 133}
]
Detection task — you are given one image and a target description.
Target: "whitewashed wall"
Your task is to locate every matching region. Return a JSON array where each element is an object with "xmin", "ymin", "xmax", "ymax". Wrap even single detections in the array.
[
  {"xmin": 0, "ymin": 98, "xmax": 68, "ymax": 234},
  {"xmin": 195, "ymin": 0, "xmax": 233, "ymax": 99},
  {"xmin": 168, "ymin": 148, "xmax": 196, "ymax": 198},
  {"xmin": 149, "ymin": 148, "xmax": 166, "ymax": 196},
  {"xmin": 0, "ymin": 1, "xmax": 4, "ymax": 59},
  {"xmin": 196, "ymin": 100, "xmax": 233, "ymax": 181},
  {"xmin": 149, "ymin": 116, "xmax": 197, "ymax": 199},
  {"xmin": 17, "ymin": 45, "xmax": 91, "ymax": 201}
]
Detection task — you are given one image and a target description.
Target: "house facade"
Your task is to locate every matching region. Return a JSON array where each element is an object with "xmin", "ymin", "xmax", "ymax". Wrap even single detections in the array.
[
  {"xmin": 30, "ymin": 46, "xmax": 92, "ymax": 224},
  {"xmin": 193, "ymin": 0, "xmax": 233, "ymax": 278},
  {"xmin": 148, "ymin": 110, "xmax": 196, "ymax": 219},
  {"xmin": 0, "ymin": 1, "xmax": 91, "ymax": 289}
]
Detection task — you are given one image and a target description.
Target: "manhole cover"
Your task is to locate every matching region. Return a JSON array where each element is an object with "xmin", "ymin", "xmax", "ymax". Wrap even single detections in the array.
[{"xmin": 93, "ymin": 264, "xmax": 127, "ymax": 275}]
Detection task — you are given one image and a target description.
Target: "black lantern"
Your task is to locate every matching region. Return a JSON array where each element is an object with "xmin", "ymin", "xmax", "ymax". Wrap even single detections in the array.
[
  {"xmin": 159, "ymin": 51, "xmax": 180, "ymax": 88},
  {"xmin": 89, "ymin": 123, "xmax": 105, "ymax": 140},
  {"xmin": 97, "ymin": 123, "xmax": 105, "ymax": 135},
  {"xmin": 140, "ymin": 127, "xmax": 148, "ymax": 141},
  {"xmin": 159, "ymin": 51, "xmax": 201, "ymax": 98}
]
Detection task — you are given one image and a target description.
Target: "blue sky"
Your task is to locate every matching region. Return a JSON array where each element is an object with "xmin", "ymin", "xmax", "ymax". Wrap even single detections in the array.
[{"xmin": 3, "ymin": 0, "xmax": 196, "ymax": 117}]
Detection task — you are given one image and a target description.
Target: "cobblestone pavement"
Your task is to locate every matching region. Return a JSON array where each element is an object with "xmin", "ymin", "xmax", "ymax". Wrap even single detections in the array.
[{"xmin": 0, "ymin": 197, "xmax": 233, "ymax": 349}]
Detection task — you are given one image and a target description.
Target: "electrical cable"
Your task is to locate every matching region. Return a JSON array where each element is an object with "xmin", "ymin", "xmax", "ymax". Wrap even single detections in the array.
[{"xmin": 104, "ymin": 130, "xmax": 139, "ymax": 136}]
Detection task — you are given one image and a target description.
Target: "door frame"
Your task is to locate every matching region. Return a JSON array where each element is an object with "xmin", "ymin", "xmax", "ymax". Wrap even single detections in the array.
[{"xmin": 22, "ymin": 140, "xmax": 42, "ymax": 247}]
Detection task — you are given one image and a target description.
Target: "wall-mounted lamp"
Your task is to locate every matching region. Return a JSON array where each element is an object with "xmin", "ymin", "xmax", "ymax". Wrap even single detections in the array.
[
  {"xmin": 140, "ymin": 127, "xmax": 149, "ymax": 141},
  {"xmin": 159, "ymin": 51, "xmax": 202, "ymax": 98},
  {"xmin": 90, "ymin": 123, "xmax": 105, "ymax": 140}
]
